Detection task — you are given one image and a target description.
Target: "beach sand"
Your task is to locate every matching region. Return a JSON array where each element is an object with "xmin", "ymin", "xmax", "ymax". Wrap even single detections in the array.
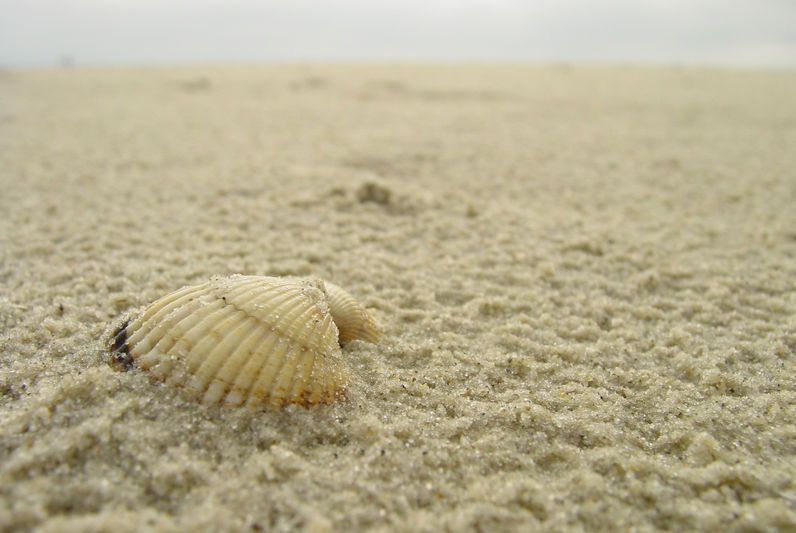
[{"xmin": 1, "ymin": 64, "xmax": 794, "ymax": 532}]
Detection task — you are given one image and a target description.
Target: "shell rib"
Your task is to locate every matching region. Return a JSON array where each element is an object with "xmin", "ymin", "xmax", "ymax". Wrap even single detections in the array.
[
  {"xmin": 108, "ymin": 275, "xmax": 381, "ymax": 408},
  {"xmin": 325, "ymin": 282, "xmax": 384, "ymax": 345}
]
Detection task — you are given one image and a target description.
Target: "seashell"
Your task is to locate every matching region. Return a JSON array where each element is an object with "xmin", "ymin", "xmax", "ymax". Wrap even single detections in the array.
[
  {"xmin": 108, "ymin": 275, "xmax": 383, "ymax": 408},
  {"xmin": 324, "ymin": 281, "xmax": 384, "ymax": 345}
]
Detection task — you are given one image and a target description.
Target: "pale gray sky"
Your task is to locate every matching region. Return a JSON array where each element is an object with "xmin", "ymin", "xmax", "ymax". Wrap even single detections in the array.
[{"xmin": 1, "ymin": 0, "xmax": 794, "ymax": 67}]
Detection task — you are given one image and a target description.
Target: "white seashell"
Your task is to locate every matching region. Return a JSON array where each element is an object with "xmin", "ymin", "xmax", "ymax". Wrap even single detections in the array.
[{"xmin": 109, "ymin": 275, "xmax": 383, "ymax": 408}]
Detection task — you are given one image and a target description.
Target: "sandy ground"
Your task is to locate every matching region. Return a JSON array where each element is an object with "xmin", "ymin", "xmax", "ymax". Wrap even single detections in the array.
[{"xmin": 0, "ymin": 64, "xmax": 795, "ymax": 532}]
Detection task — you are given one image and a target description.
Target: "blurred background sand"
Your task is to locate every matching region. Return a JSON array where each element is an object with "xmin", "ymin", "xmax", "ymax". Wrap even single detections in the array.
[{"xmin": 0, "ymin": 65, "xmax": 795, "ymax": 531}]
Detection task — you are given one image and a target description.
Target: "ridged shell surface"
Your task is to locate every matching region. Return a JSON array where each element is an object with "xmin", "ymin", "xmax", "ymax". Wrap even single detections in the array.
[
  {"xmin": 325, "ymin": 282, "xmax": 384, "ymax": 345},
  {"xmin": 110, "ymin": 275, "xmax": 353, "ymax": 408}
]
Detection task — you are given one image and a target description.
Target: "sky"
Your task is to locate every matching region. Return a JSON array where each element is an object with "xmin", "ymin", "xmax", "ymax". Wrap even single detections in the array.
[{"xmin": 1, "ymin": 0, "xmax": 794, "ymax": 68}]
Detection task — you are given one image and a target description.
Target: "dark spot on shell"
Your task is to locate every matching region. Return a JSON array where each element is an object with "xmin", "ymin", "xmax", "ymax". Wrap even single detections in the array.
[{"xmin": 109, "ymin": 320, "xmax": 133, "ymax": 371}]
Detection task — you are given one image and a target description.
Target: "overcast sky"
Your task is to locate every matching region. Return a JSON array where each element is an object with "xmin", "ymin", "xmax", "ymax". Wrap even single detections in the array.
[{"xmin": 1, "ymin": 0, "xmax": 794, "ymax": 68}]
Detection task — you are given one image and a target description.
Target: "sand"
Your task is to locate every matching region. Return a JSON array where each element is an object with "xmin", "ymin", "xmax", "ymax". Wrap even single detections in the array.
[{"xmin": 0, "ymin": 64, "xmax": 794, "ymax": 532}]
